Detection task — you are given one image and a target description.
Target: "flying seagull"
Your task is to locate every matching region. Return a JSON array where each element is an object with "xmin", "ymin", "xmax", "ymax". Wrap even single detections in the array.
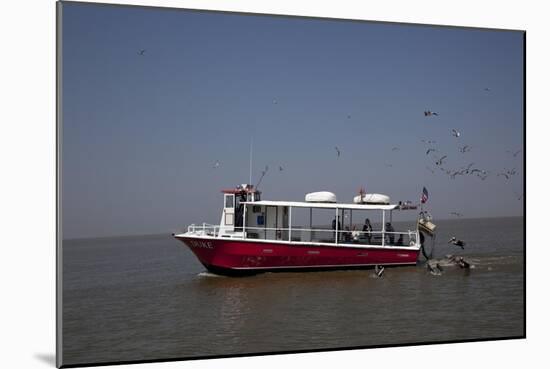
[
  {"xmin": 497, "ymin": 172, "xmax": 510, "ymax": 180},
  {"xmin": 462, "ymin": 162, "xmax": 475, "ymax": 175},
  {"xmin": 424, "ymin": 110, "xmax": 439, "ymax": 117},
  {"xmin": 391, "ymin": 147, "xmax": 400, "ymax": 152},
  {"xmin": 374, "ymin": 265, "xmax": 385, "ymax": 278},
  {"xmin": 137, "ymin": 49, "xmax": 146, "ymax": 56},
  {"xmin": 459, "ymin": 145, "xmax": 471, "ymax": 153},
  {"xmin": 272, "ymin": 99, "xmax": 278, "ymax": 104},
  {"xmin": 213, "ymin": 160, "xmax": 220, "ymax": 169},
  {"xmin": 421, "ymin": 139, "xmax": 437, "ymax": 144},
  {"xmin": 451, "ymin": 129, "xmax": 461, "ymax": 138},
  {"xmin": 449, "ymin": 170, "xmax": 463, "ymax": 179},
  {"xmin": 484, "ymin": 87, "xmax": 491, "ymax": 92},
  {"xmin": 435, "ymin": 155, "xmax": 447, "ymax": 166},
  {"xmin": 506, "ymin": 149, "xmax": 521, "ymax": 157},
  {"xmin": 279, "ymin": 166, "xmax": 284, "ymax": 172},
  {"xmin": 335, "ymin": 146, "xmax": 341, "ymax": 158},
  {"xmin": 426, "ymin": 148, "xmax": 437, "ymax": 155},
  {"xmin": 448, "ymin": 236, "xmax": 466, "ymax": 249},
  {"xmin": 450, "ymin": 212, "xmax": 463, "ymax": 217}
]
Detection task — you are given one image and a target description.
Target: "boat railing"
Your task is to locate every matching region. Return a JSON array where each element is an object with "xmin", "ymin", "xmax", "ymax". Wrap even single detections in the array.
[
  {"xmin": 242, "ymin": 226, "xmax": 418, "ymax": 247},
  {"xmin": 187, "ymin": 223, "xmax": 221, "ymax": 236},
  {"xmin": 185, "ymin": 224, "xmax": 418, "ymax": 247}
]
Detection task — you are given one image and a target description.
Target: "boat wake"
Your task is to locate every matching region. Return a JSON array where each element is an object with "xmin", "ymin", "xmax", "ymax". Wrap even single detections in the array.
[{"xmin": 197, "ymin": 272, "xmax": 225, "ymax": 278}]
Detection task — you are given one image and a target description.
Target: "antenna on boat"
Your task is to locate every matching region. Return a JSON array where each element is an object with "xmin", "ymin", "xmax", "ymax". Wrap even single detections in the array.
[{"xmin": 249, "ymin": 137, "xmax": 253, "ymax": 186}]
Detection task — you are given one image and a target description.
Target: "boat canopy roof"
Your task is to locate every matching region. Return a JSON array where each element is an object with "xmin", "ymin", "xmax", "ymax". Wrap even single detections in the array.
[{"xmin": 242, "ymin": 200, "xmax": 401, "ymax": 211}]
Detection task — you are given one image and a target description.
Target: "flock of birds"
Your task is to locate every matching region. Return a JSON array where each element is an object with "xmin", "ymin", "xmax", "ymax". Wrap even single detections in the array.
[
  {"xmin": 421, "ymin": 127, "xmax": 519, "ymax": 184},
  {"xmin": 419, "ymin": 98, "xmax": 520, "ymax": 273},
  {"xmin": 417, "ymin": 104, "xmax": 522, "ymax": 263},
  {"xmin": 334, "ymin": 103, "xmax": 520, "ymax": 196},
  {"xmin": 373, "ymin": 93, "xmax": 520, "ymax": 276},
  {"xmin": 204, "ymin": 83, "xmax": 522, "ymax": 200}
]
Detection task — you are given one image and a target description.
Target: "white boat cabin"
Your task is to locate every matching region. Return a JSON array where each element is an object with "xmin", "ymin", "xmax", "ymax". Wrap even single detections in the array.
[{"xmin": 186, "ymin": 184, "xmax": 421, "ymax": 249}]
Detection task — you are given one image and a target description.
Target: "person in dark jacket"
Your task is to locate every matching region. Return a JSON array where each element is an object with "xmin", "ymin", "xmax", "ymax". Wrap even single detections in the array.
[
  {"xmin": 385, "ymin": 222, "xmax": 395, "ymax": 245},
  {"xmin": 362, "ymin": 218, "xmax": 372, "ymax": 244}
]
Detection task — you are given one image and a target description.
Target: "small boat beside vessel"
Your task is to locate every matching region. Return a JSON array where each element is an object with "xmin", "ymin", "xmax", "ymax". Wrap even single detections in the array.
[{"xmin": 173, "ymin": 184, "xmax": 435, "ymax": 276}]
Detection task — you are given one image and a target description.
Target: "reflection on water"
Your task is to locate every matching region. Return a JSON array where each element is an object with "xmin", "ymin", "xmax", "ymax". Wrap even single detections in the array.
[{"xmin": 62, "ymin": 217, "xmax": 524, "ymax": 366}]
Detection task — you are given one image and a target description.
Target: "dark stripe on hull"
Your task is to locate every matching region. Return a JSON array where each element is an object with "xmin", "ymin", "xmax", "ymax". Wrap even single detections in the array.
[{"xmin": 202, "ymin": 262, "xmax": 414, "ymax": 277}]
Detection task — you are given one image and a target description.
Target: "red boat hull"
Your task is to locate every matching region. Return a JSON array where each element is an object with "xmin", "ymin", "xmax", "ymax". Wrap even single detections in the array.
[{"xmin": 175, "ymin": 236, "xmax": 419, "ymax": 275}]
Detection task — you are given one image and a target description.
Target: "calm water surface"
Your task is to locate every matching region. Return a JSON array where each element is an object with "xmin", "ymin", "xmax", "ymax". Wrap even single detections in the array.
[{"xmin": 62, "ymin": 217, "xmax": 524, "ymax": 365}]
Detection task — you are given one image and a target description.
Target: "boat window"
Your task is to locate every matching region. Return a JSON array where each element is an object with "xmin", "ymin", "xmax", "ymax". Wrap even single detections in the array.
[
  {"xmin": 225, "ymin": 194, "xmax": 234, "ymax": 208},
  {"xmin": 254, "ymin": 193, "xmax": 261, "ymax": 201}
]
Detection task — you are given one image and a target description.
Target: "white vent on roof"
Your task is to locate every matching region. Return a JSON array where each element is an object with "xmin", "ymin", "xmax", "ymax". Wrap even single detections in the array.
[
  {"xmin": 305, "ymin": 191, "xmax": 337, "ymax": 203},
  {"xmin": 353, "ymin": 193, "xmax": 390, "ymax": 205}
]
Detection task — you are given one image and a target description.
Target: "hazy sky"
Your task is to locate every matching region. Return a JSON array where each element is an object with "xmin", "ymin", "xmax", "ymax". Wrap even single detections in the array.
[{"xmin": 61, "ymin": 2, "xmax": 524, "ymax": 239}]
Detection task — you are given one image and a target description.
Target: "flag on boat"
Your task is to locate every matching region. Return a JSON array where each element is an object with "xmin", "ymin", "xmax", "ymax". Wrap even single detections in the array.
[{"xmin": 421, "ymin": 187, "xmax": 429, "ymax": 203}]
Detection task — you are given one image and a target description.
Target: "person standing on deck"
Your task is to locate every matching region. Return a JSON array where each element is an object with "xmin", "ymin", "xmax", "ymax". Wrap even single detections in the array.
[
  {"xmin": 362, "ymin": 218, "xmax": 372, "ymax": 244},
  {"xmin": 385, "ymin": 222, "xmax": 395, "ymax": 245}
]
